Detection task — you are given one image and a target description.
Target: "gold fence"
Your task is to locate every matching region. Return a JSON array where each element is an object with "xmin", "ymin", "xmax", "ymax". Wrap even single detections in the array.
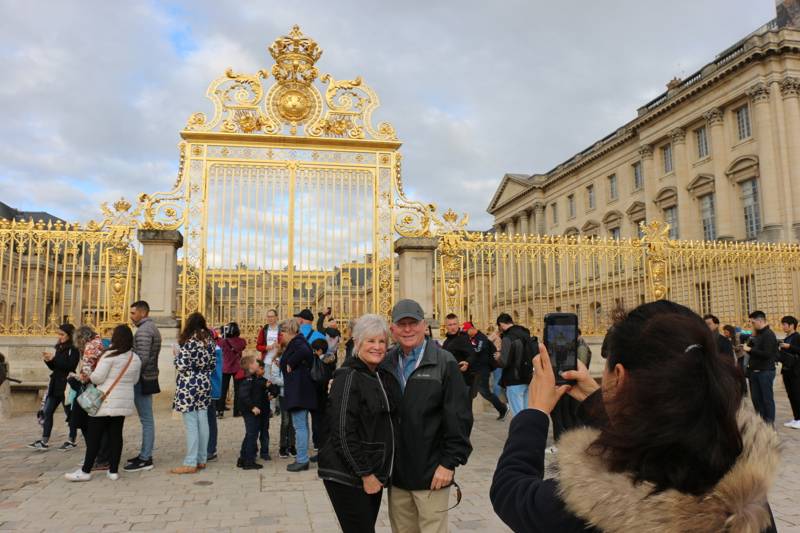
[
  {"xmin": 435, "ymin": 222, "xmax": 800, "ymax": 336},
  {"xmin": 0, "ymin": 208, "xmax": 141, "ymax": 336}
]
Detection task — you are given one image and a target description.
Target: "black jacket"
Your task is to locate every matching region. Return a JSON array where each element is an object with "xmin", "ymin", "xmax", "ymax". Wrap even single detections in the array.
[
  {"xmin": 749, "ymin": 326, "xmax": 778, "ymax": 372},
  {"xmin": 318, "ymin": 356, "xmax": 401, "ymax": 488},
  {"xmin": 468, "ymin": 331, "xmax": 495, "ymax": 371},
  {"xmin": 45, "ymin": 343, "xmax": 80, "ymax": 398},
  {"xmin": 490, "ymin": 392, "xmax": 778, "ymax": 533},
  {"xmin": 715, "ymin": 332, "xmax": 734, "ymax": 358},
  {"xmin": 442, "ymin": 331, "xmax": 477, "ymax": 386},
  {"xmin": 388, "ymin": 341, "xmax": 473, "ymax": 490},
  {"xmin": 500, "ymin": 324, "xmax": 535, "ymax": 387},
  {"xmin": 779, "ymin": 331, "xmax": 800, "ymax": 375},
  {"xmin": 238, "ymin": 374, "xmax": 269, "ymax": 413}
]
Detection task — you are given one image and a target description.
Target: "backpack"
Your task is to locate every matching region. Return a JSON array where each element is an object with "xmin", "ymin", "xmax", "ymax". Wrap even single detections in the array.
[
  {"xmin": 305, "ymin": 330, "xmax": 333, "ymax": 385},
  {"xmin": 505, "ymin": 332, "xmax": 539, "ymax": 385}
]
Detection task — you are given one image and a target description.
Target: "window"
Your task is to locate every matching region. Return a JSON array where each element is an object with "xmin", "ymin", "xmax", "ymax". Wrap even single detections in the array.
[
  {"xmin": 700, "ymin": 194, "xmax": 717, "ymax": 240},
  {"xmin": 610, "ymin": 227, "xmax": 621, "ymax": 240},
  {"xmin": 695, "ymin": 282, "xmax": 712, "ymax": 316},
  {"xmin": 568, "ymin": 194, "xmax": 576, "ymax": 218},
  {"xmin": 633, "ymin": 161, "xmax": 643, "ymax": 190},
  {"xmin": 742, "ymin": 179, "xmax": 761, "ymax": 239},
  {"xmin": 664, "ymin": 206, "xmax": 679, "ymax": 239},
  {"xmin": 695, "ymin": 126, "xmax": 709, "ymax": 159},
  {"xmin": 586, "ymin": 184, "xmax": 595, "ymax": 210},
  {"xmin": 735, "ymin": 106, "xmax": 752, "ymax": 140},
  {"xmin": 551, "ymin": 202, "xmax": 558, "ymax": 225},
  {"xmin": 662, "ymin": 143, "xmax": 673, "ymax": 174},
  {"xmin": 608, "ymin": 174, "xmax": 618, "ymax": 200}
]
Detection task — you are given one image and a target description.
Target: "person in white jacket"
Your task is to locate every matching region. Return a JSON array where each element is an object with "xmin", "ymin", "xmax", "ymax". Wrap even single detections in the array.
[{"xmin": 65, "ymin": 325, "xmax": 142, "ymax": 482}]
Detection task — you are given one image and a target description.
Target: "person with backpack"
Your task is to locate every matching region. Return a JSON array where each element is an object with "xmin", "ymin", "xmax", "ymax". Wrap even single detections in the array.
[
  {"xmin": 218, "ymin": 322, "xmax": 247, "ymax": 417},
  {"xmin": 496, "ymin": 313, "xmax": 538, "ymax": 418},
  {"xmin": 309, "ymin": 338, "xmax": 336, "ymax": 456}
]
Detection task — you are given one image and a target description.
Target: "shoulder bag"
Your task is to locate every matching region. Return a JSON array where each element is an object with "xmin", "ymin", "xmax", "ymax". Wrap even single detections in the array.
[{"xmin": 77, "ymin": 353, "xmax": 134, "ymax": 416}]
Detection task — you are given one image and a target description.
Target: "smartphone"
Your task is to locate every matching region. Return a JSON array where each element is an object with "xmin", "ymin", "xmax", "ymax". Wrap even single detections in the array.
[{"xmin": 543, "ymin": 313, "xmax": 579, "ymax": 385}]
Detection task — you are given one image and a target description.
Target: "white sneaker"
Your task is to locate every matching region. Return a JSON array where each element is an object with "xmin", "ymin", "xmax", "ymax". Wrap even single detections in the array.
[
  {"xmin": 783, "ymin": 420, "xmax": 796, "ymax": 428},
  {"xmin": 106, "ymin": 472, "xmax": 119, "ymax": 481},
  {"xmin": 789, "ymin": 420, "xmax": 800, "ymax": 429},
  {"xmin": 64, "ymin": 469, "xmax": 91, "ymax": 482}
]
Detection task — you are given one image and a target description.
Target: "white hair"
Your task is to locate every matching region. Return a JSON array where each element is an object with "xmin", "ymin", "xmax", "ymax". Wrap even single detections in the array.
[{"xmin": 352, "ymin": 314, "xmax": 390, "ymax": 355}]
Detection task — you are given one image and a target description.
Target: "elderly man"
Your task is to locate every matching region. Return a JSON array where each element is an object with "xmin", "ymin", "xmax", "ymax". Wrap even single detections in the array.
[{"xmin": 386, "ymin": 299, "xmax": 473, "ymax": 533}]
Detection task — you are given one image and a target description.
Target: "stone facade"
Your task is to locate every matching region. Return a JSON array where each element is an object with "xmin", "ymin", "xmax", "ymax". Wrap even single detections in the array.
[{"xmin": 488, "ymin": 21, "xmax": 800, "ymax": 244}]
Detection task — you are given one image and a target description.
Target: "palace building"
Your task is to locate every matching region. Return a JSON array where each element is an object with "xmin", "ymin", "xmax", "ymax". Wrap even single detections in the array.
[{"xmin": 488, "ymin": 4, "xmax": 800, "ymax": 244}]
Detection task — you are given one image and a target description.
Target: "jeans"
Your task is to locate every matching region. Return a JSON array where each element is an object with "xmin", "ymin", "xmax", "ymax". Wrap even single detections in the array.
[
  {"xmin": 82, "ymin": 416, "xmax": 125, "ymax": 474},
  {"xmin": 476, "ymin": 367, "xmax": 506, "ymax": 415},
  {"xmin": 749, "ymin": 369, "xmax": 776, "ymax": 424},
  {"xmin": 324, "ymin": 480, "xmax": 382, "ymax": 533},
  {"xmin": 41, "ymin": 394, "xmax": 65, "ymax": 441},
  {"xmin": 133, "ymin": 383, "xmax": 155, "ymax": 460},
  {"xmin": 492, "ymin": 367, "xmax": 504, "ymax": 398},
  {"xmin": 181, "ymin": 409, "xmax": 209, "ymax": 467},
  {"xmin": 207, "ymin": 403, "xmax": 218, "ymax": 456},
  {"xmin": 506, "ymin": 384, "xmax": 529, "ymax": 418},
  {"xmin": 290, "ymin": 409, "xmax": 310, "ymax": 464},
  {"xmin": 240, "ymin": 411, "xmax": 270, "ymax": 462},
  {"xmin": 279, "ymin": 397, "xmax": 295, "ymax": 451}
]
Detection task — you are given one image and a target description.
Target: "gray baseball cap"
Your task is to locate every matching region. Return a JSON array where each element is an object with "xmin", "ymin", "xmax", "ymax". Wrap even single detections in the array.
[{"xmin": 391, "ymin": 299, "xmax": 425, "ymax": 323}]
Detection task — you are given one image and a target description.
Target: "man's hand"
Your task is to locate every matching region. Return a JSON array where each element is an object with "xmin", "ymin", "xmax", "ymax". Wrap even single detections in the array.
[
  {"xmin": 362, "ymin": 474, "xmax": 383, "ymax": 495},
  {"xmin": 430, "ymin": 465, "xmax": 454, "ymax": 490},
  {"xmin": 780, "ymin": 342, "xmax": 790, "ymax": 350},
  {"xmin": 252, "ymin": 407, "xmax": 261, "ymax": 416},
  {"xmin": 458, "ymin": 361, "xmax": 469, "ymax": 373}
]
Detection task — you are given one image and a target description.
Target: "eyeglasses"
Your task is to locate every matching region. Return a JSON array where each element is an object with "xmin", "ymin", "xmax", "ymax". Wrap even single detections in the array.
[{"xmin": 433, "ymin": 480, "xmax": 462, "ymax": 513}]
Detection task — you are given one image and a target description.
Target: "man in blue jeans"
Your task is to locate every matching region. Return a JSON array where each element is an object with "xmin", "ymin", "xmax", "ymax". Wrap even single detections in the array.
[
  {"xmin": 496, "ymin": 313, "xmax": 536, "ymax": 418},
  {"xmin": 124, "ymin": 301, "xmax": 162, "ymax": 472},
  {"xmin": 744, "ymin": 310, "xmax": 778, "ymax": 425}
]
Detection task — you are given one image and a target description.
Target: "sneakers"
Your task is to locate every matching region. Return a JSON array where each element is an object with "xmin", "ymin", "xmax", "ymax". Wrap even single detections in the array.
[
  {"xmin": 27, "ymin": 440, "xmax": 49, "ymax": 450},
  {"xmin": 497, "ymin": 405, "xmax": 509, "ymax": 421},
  {"xmin": 287, "ymin": 461, "xmax": 309, "ymax": 472},
  {"xmin": 207, "ymin": 453, "xmax": 218, "ymax": 462},
  {"xmin": 288, "ymin": 447, "xmax": 297, "ymax": 457},
  {"xmin": 241, "ymin": 463, "xmax": 263, "ymax": 470},
  {"xmin": 106, "ymin": 472, "xmax": 119, "ymax": 481},
  {"xmin": 278, "ymin": 448, "xmax": 289, "ymax": 458},
  {"xmin": 260, "ymin": 453, "xmax": 272, "ymax": 461},
  {"xmin": 309, "ymin": 454, "xmax": 318, "ymax": 463},
  {"xmin": 123, "ymin": 457, "xmax": 154, "ymax": 472},
  {"xmin": 58, "ymin": 441, "xmax": 77, "ymax": 452},
  {"xmin": 65, "ymin": 469, "xmax": 91, "ymax": 482},
  {"xmin": 196, "ymin": 463, "xmax": 207, "ymax": 470},
  {"xmin": 784, "ymin": 419, "xmax": 800, "ymax": 429},
  {"xmin": 170, "ymin": 466, "xmax": 198, "ymax": 474}
]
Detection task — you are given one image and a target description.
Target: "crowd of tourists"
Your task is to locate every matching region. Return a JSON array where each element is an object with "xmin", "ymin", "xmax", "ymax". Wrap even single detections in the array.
[{"xmin": 24, "ymin": 295, "xmax": 799, "ymax": 532}]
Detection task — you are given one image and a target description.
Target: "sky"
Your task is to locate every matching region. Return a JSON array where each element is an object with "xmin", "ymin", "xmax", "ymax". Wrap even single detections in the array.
[{"xmin": 0, "ymin": 0, "xmax": 776, "ymax": 230}]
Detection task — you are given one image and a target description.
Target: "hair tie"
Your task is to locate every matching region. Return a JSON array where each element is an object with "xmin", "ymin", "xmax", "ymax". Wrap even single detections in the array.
[{"xmin": 684, "ymin": 343, "xmax": 702, "ymax": 353}]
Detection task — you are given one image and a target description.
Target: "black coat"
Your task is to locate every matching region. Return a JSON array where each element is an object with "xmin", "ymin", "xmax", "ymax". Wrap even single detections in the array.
[
  {"xmin": 749, "ymin": 326, "xmax": 778, "ymax": 372},
  {"xmin": 442, "ymin": 331, "xmax": 477, "ymax": 387},
  {"xmin": 238, "ymin": 374, "xmax": 269, "ymax": 413},
  {"xmin": 499, "ymin": 324, "xmax": 536, "ymax": 387},
  {"xmin": 779, "ymin": 331, "xmax": 800, "ymax": 375},
  {"xmin": 490, "ymin": 393, "xmax": 778, "ymax": 533},
  {"xmin": 468, "ymin": 331, "xmax": 495, "ymax": 371},
  {"xmin": 318, "ymin": 356, "xmax": 402, "ymax": 487},
  {"xmin": 388, "ymin": 341, "xmax": 473, "ymax": 491},
  {"xmin": 45, "ymin": 343, "xmax": 80, "ymax": 398},
  {"xmin": 280, "ymin": 335, "xmax": 318, "ymax": 412},
  {"xmin": 715, "ymin": 332, "xmax": 734, "ymax": 358}
]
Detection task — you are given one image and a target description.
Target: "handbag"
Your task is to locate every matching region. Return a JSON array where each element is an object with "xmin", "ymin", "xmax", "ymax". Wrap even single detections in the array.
[{"xmin": 77, "ymin": 353, "xmax": 134, "ymax": 416}]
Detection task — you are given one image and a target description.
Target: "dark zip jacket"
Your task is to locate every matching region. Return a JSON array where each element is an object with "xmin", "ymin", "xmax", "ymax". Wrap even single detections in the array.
[
  {"xmin": 779, "ymin": 331, "xmax": 800, "ymax": 375},
  {"xmin": 749, "ymin": 325, "xmax": 778, "ymax": 372},
  {"xmin": 443, "ymin": 331, "xmax": 477, "ymax": 387},
  {"xmin": 46, "ymin": 343, "xmax": 80, "ymax": 398},
  {"xmin": 318, "ymin": 356, "xmax": 401, "ymax": 488},
  {"xmin": 388, "ymin": 341, "xmax": 473, "ymax": 491},
  {"xmin": 238, "ymin": 374, "xmax": 269, "ymax": 413},
  {"xmin": 500, "ymin": 324, "xmax": 536, "ymax": 387}
]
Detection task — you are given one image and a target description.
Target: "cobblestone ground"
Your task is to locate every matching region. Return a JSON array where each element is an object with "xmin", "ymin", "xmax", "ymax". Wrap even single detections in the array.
[{"xmin": 1, "ymin": 384, "xmax": 798, "ymax": 532}]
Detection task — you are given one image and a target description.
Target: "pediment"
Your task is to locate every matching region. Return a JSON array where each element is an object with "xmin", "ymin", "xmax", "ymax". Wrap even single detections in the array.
[
  {"xmin": 654, "ymin": 186, "xmax": 678, "ymax": 209},
  {"xmin": 687, "ymin": 174, "xmax": 715, "ymax": 197},
  {"xmin": 581, "ymin": 220, "xmax": 600, "ymax": 235},
  {"xmin": 626, "ymin": 201, "xmax": 646, "ymax": 221},
  {"xmin": 726, "ymin": 155, "xmax": 759, "ymax": 184},
  {"xmin": 488, "ymin": 174, "xmax": 532, "ymax": 213},
  {"xmin": 602, "ymin": 210, "xmax": 623, "ymax": 227}
]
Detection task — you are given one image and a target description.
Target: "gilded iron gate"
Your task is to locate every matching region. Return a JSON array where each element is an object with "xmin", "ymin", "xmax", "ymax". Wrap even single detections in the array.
[{"xmin": 139, "ymin": 26, "xmax": 403, "ymax": 341}]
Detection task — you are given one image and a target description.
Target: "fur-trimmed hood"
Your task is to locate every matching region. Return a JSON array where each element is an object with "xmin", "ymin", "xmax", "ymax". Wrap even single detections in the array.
[{"xmin": 556, "ymin": 404, "xmax": 780, "ymax": 533}]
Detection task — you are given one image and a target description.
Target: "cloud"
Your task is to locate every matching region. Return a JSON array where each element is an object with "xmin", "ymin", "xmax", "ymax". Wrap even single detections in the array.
[{"xmin": 0, "ymin": 0, "xmax": 774, "ymax": 232}]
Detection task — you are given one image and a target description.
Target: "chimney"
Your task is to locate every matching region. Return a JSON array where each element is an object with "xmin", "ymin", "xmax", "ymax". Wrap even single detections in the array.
[{"xmin": 776, "ymin": 0, "xmax": 800, "ymax": 28}]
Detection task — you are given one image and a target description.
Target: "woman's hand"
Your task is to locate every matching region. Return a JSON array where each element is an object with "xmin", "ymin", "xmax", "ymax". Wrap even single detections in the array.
[
  {"xmin": 362, "ymin": 474, "xmax": 383, "ymax": 494},
  {"xmin": 560, "ymin": 360, "xmax": 600, "ymax": 402},
  {"xmin": 528, "ymin": 344, "xmax": 571, "ymax": 414}
]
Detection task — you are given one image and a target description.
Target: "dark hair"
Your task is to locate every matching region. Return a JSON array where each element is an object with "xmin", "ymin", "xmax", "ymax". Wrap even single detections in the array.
[
  {"xmin": 179, "ymin": 312, "xmax": 211, "ymax": 345},
  {"xmin": 104, "ymin": 324, "xmax": 134, "ymax": 357},
  {"xmin": 593, "ymin": 300, "xmax": 743, "ymax": 496},
  {"xmin": 57, "ymin": 323, "xmax": 75, "ymax": 348},
  {"xmin": 311, "ymin": 339, "xmax": 329, "ymax": 354},
  {"xmin": 226, "ymin": 322, "xmax": 241, "ymax": 338},
  {"xmin": 722, "ymin": 324, "xmax": 737, "ymax": 340},
  {"xmin": 266, "ymin": 309, "xmax": 278, "ymax": 317},
  {"xmin": 255, "ymin": 358, "xmax": 265, "ymax": 369},
  {"xmin": 445, "ymin": 313, "xmax": 458, "ymax": 320},
  {"xmin": 496, "ymin": 313, "xmax": 513, "ymax": 326},
  {"xmin": 130, "ymin": 301, "xmax": 150, "ymax": 313},
  {"xmin": 703, "ymin": 314, "xmax": 720, "ymax": 325},
  {"xmin": 748, "ymin": 310, "xmax": 766, "ymax": 321},
  {"xmin": 781, "ymin": 315, "xmax": 798, "ymax": 328}
]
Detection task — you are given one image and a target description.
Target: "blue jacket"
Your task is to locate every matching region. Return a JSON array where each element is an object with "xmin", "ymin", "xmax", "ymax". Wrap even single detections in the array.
[
  {"xmin": 210, "ymin": 344, "xmax": 223, "ymax": 400},
  {"xmin": 299, "ymin": 323, "xmax": 325, "ymax": 345}
]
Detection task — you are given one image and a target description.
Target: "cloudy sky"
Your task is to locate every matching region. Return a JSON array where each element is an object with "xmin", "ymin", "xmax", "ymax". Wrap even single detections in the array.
[{"xmin": 0, "ymin": 0, "xmax": 775, "ymax": 230}]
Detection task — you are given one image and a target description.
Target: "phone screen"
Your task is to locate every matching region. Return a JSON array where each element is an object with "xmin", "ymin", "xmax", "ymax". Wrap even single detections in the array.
[{"xmin": 544, "ymin": 314, "xmax": 578, "ymax": 384}]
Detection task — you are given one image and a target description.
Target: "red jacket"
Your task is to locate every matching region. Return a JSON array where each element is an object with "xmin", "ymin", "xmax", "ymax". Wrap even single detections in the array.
[{"xmin": 219, "ymin": 337, "xmax": 247, "ymax": 375}]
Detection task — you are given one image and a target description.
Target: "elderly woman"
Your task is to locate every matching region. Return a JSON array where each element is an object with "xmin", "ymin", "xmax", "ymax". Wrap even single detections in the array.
[
  {"xmin": 318, "ymin": 314, "xmax": 402, "ymax": 533},
  {"xmin": 279, "ymin": 317, "xmax": 318, "ymax": 472}
]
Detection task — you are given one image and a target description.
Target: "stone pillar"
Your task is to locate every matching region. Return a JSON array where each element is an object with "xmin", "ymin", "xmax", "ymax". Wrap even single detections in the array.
[
  {"xmin": 534, "ymin": 203, "xmax": 545, "ymax": 235},
  {"xmin": 395, "ymin": 237, "xmax": 438, "ymax": 321},
  {"xmin": 138, "ymin": 230, "xmax": 183, "ymax": 327},
  {"xmin": 640, "ymin": 145, "xmax": 657, "ymax": 224},
  {"xmin": 518, "ymin": 211, "xmax": 530, "ymax": 235},
  {"xmin": 704, "ymin": 108, "xmax": 735, "ymax": 240},
  {"xmin": 670, "ymin": 128, "xmax": 693, "ymax": 240},
  {"xmin": 780, "ymin": 77, "xmax": 800, "ymax": 241},
  {"xmin": 747, "ymin": 82, "xmax": 784, "ymax": 241}
]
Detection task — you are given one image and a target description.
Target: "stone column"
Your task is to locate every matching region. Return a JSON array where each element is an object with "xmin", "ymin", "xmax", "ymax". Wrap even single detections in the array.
[
  {"xmin": 780, "ymin": 77, "xmax": 800, "ymax": 241},
  {"xmin": 747, "ymin": 82, "xmax": 784, "ymax": 241},
  {"xmin": 533, "ymin": 203, "xmax": 547, "ymax": 290},
  {"xmin": 704, "ymin": 108, "xmax": 734, "ymax": 240},
  {"xmin": 395, "ymin": 237, "xmax": 438, "ymax": 321},
  {"xmin": 670, "ymin": 128, "xmax": 693, "ymax": 240},
  {"xmin": 138, "ymin": 229, "xmax": 183, "ymax": 328},
  {"xmin": 640, "ymin": 145, "xmax": 657, "ymax": 224},
  {"xmin": 518, "ymin": 211, "xmax": 530, "ymax": 235},
  {"xmin": 534, "ymin": 203, "xmax": 546, "ymax": 235}
]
